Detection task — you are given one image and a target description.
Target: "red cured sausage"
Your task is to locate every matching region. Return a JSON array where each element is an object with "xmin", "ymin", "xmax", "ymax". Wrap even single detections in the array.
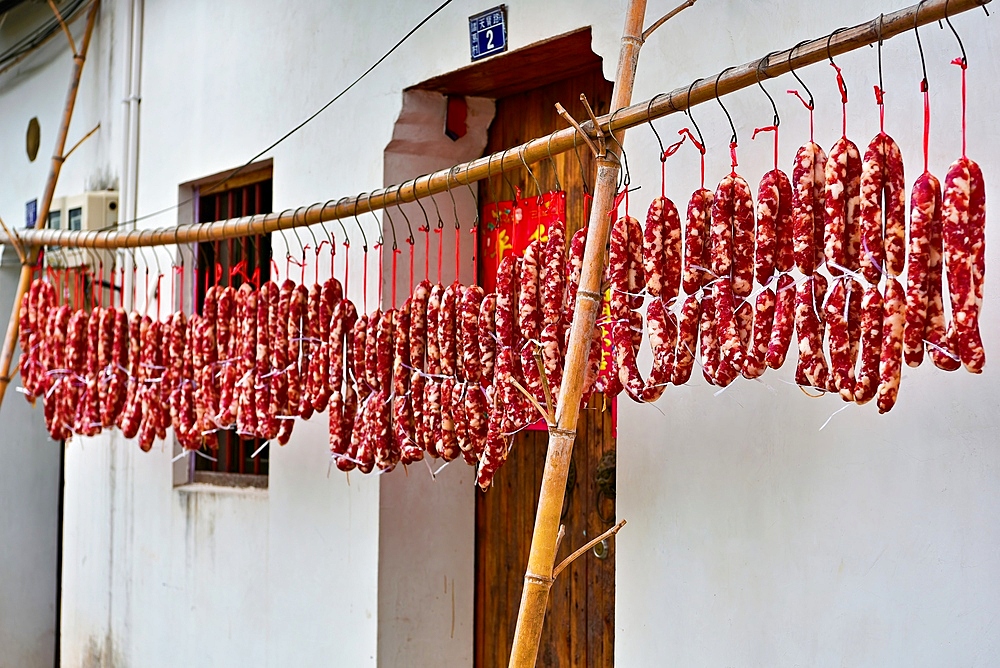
[
  {"xmin": 876, "ymin": 277, "xmax": 905, "ymax": 413},
  {"xmin": 710, "ymin": 176, "xmax": 735, "ymax": 283},
  {"xmin": 671, "ymin": 294, "xmax": 701, "ymax": 385},
  {"xmin": 712, "ymin": 279, "xmax": 741, "ymax": 387},
  {"xmin": 794, "ymin": 275, "xmax": 829, "ymax": 390},
  {"xmin": 903, "ymin": 172, "xmax": 941, "ymax": 367},
  {"xmin": 464, "ymin": 383, "xmax": 489, "ymax": 458},
  {"xmin": 742, "ymin": 288, "xmax": 775, "ymax": 380},
  {"xmin": 643, "ymin": 197, "xmax": 682, "ymax": 300},
  {"xmin": 859, "ymin": 133, "xmax": 906, "ymax": 281},
  {"xmin": 351, "ymin": 314, "xmax": 370, "ymax": 400},
  {"xmin": 478, "ymin": 294, "xmax": 497, "ymax": 387},
  {"xmin": 376, "ymin": 308, "xmax": 394, "ymax": 393},
  {"xmin": 438, "ymin": 377, "xmax": 461, "ymax": 461},
  {"xmin": 853, "ymin": 286, "xmax": 883, "ymax": 405},
  {"xmin": 925, "ymin": 180, "xmax": 961, "ymax": 372},
  {"xmin": 518, "ymin": 241, "xmax": 542, "ymax": 341},
  {"xmin": 765, "ymin": 274, "xmax": 796, "ymax": 370},
  {"xmin": 641, "ymin": 299, "xmax": 676, "ymax": 402},
  {"xmin": 792, "ymin": 142, "xmax": 828, "ymax": 274},
  {"xmin": 409, "ymin": 280, "xmax": 431, "ymax": 372},
  {"xmin": 566, "ymin": 227, "xmax": 587, "ymax": 315},
  {"xmin": 286, "ymin": 284, "xmax": 307, "ymax": 417},
  {"xmin": 754, "ymin": 170, "xmax": 780, "ymax": 284},
  {"xmin": 699, "ymin": 289, "xmax": 719, "ymax": 385},
  {"xmin": 329, "ymin": 299, "xmax": 359, "ymax": 464},
  {"xmin": 823, "ymin": 137, "xmax": 862, "ymax": 274},
  {"xmin": 824, "ymin": 279, "xmax": 854, "ymax": 401},
  {"xmin": 943, "ymin": 157, "xmax": 986, "ymax": 373},
  {"xmin": 460, "ymin": 286, "xmax": 484, "ymax": 383},
  {"xmin": 439, "ymin": 284, "xmax": 460, "ymax": 378},
  {"xmin": 256, "ymin": 282, "xmax": 279, "ymax": 439},
  {"xmin": 426, "ymin": 284, "xmax": 444, "ymax": 376},
  {"xmin": 542, "ymin": 218, "xmax": 567, "ymax": 325},
  {"xmin": 365, "ymin": 309, "xmax": 383, "ymax": 394}
]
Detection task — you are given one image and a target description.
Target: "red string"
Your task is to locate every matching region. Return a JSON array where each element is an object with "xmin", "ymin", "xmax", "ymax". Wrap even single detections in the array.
[
  {"xmin": 830, "ymin": 61, "xmax": 848, "ymax": 137},
  {"xmin": 454, "ymin": 227, "xmax": 460, "ymax": 281},
  {"xmin": 174, "ymin": 264, "xmax": 184, "ymax": 315},
  {"xmin": 952, "ymin": 58, "xmax": 968, "ymax": 158},
  {"xmin": 678, "ymin": 128, "xmax": 705, "ymax": 188},
  {"xmin": 470, "ymin": 226, "xmax": 478, "ymax": 277},
  {"xmin": 583, "ymin": 192, "xmax": 593, "ymax": 223},
  {"xmin": 408, "ymin": 242, "xmax": 415, "ymax": 295},
  {"xmin": 423, "ymin": 227, "xmax": 430, "ymax": 281},
  {"xmin": 608, "ymin": 188, "xmax": 628, "ymax": 217},
  {"xmin": 391, "ymin": 248, "xmax": 399, "ymax": 308},
  {"xmin": 193, "ymin": 264, "xmax": 200, "ymax": 312},
  {"xmin": 377, "ymin": 242, "xmax": 384, "ymax": 307},
  {"xmin": 873, "ymin": 86, "xmax": 885, "ymax": 134},
  {"xmin": 660, "ymin": 136, "xmax": 686, "ymax": 198},
  {"xmin": 155, "ymin": 274, "xmax": 162, "ymax": 317},
  {"xmin": 921, "ymin": 79, "xmax": 930, "ymax": 173},
  {"xmin": 362, "ymin": 250, "xmax": 368, "ymax": 313},
  {"xmin": 435, "ymin": 228, "xmax": 443, "ymax": 283},
  {"xmin": 729, "ymin": 141, "xmax": 739, "ymax": 175},
  {"xmin": 144, "ymin": 270, "xmax": 149, "ymax": 314},
  {"xmin": 330, "ymin": 239, "xmax": 336, "ymax": 278},
  {"xmin": 343, "ymin": 241, "xmax": 350, "ymax": 297},
  {"xmin": 316, "ymin": 240, "xmax": 330, "ymax": 283},
  {"xmin": 97, "ymin": 263, "xmax": 103, "ymax": 308},
  {"xmin": 787, "ymin": 90, "xmax": 814, "ymax": 142},
  {"xmin": 752, "ymin": 125, "xmax": 779, "ymax": 171}
]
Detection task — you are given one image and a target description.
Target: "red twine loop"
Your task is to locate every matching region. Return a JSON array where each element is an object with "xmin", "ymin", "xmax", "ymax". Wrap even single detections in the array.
[
  {"xmin": 921, "ymin": 81, "xmax": 931, "ymax": 174},
  {"xmin": 729, "ymin": 141, "xmax": 739, "ymax": 175},
  {"xmin": 787, "ymin": 89, "xmax": 815, "ymax": 143},
  {"xmin": 392, "ymin": 247, "xmax": 400, "ymax": 308},
  {"xmin": 952, "ymin": 57, "xmax": 968, "ymax": 158},
  {"xmin": 752, "ymin": 125, "xmax": 779, "ymax": 171},
  {"xmin": 678, "ymin": 128, "xmax": 705, "ymax": 189},
  {"xmin": 873, "ymin": 85, "xmax": 885, "ymax": 133},
  {"xmin": 660, "ymin": 135, "xmax": 686, "ymax": 198},
  {"xmin": 608, "ymin": 188, "xmax": 628, "ymax": 217}
]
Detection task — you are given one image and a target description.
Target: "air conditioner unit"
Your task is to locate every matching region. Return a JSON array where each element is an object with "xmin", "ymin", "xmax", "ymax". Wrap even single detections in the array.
[{"xmin": 43, "ymin": 191, "xmax": 119, "ymax": 270}]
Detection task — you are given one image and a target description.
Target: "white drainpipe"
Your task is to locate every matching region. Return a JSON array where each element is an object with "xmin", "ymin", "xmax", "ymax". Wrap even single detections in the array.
[{"xmin": 119, "ymin": 0, "xmax": 143, "ymax": 306}]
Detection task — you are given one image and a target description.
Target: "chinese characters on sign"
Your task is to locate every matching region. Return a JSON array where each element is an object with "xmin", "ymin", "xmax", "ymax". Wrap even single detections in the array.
[{"xmin": 469, "ymin": 6, "xmax": 507, "ymax": 61}]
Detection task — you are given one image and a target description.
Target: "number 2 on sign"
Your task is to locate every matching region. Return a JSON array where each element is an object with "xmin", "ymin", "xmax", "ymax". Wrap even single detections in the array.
[{"xmin": 486, "ymin": 29, "xmax": 494, "ymax": 49}]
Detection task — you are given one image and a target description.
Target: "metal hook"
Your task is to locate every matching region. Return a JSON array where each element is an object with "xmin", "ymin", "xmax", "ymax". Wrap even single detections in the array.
[
  {"xmin": 827, "ymin": 27, "xmax": 852, "ymax": 100},
  {"xmin": 876, "ymin": 14, "xmax": 885, "ymax": 94},
  {"xmin": 943, "ymin": 0, "xmax": 968, "ymax": 65},
  {"xmin": 428, "ymin": 182, "xmax": 445, "ymax": 230},
  {"xmin": 462, "ymin": 161, "xmax": 480, "ymax": 230},
  {"xmin": 647, "ymin": 92, "xmax": 669, "ymax": 158},
  {"xmin": 914, "ymin": 0, "xmax": 931, "ymax": 90},
  {"xmin": 365, "ymin": 192, "xmax": 383, "ymax": 247},
  {"xmin": 684, "ymin": 78, "xmax": 706, "ymax": 148},
  {"xmin": 755, "ymin": 52, "xmax": 781, "ymax": 127},
  {"xmin": 788, "ymin": 39, "xmax": 815, "ymax": 109},
  {"xmin": 715, "ymin": 67, "xmax": 738, "ymax": 144},
  {"xmin": 445, "ymin": 170, "xmax": 461, "ymax": 229},
  {"xmin": 333, "ymin": 197, "xmax": 352, "ymax": 247},
  {"xmin": 518, "ymin": 144, "xmax": 542, "ymax": 199},
  {"xmin": 394, "ymin": 182, "xmax": 415, "ymax": 244},
  {"xmin": 383, "ymin": 188, "xmax": 399, "ymax": 251},
  {"xmin": 572, "ymin": 131, "xmax": 591, "ymax": 195},
  {"xmin": 413, "ymin": 175, "xmax": 431, "ymax": 232},
  {"xmin": 352, "ymin": 195, "xmax": 370, "ymax": 252},
  {"xmin": 314, "ymin": 201, "xmax": 335, "ymax": 248},
  {"xmin": 545, "ymin": 133, "xmax": 562, "ymax": 192},
  {"xmin": 498, "ymin": 148, "xmax": 517, "ymax": 203},
  {"xmin": 606, "ymin": 107, "xmax": 630, "ymax": 188}
]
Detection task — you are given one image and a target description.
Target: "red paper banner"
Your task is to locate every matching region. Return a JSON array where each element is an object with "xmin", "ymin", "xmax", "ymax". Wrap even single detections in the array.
[{"xmin": 481, "ymin": 190, "xmax": 615, "ymax": 433}]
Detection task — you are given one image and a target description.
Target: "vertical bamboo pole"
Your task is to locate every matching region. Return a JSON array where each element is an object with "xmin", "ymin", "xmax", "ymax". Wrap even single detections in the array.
[
  {"xmin": 506, "ymin": 0, "xmax": 647, "ymax": 665},
  {"xmin": 0, "ymin": 0, "xmax": 100, "ymax": 412}
]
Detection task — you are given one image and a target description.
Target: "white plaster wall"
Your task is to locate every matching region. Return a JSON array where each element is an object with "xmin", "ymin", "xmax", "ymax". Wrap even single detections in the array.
[
  {"xmin": 617, "ymin": 1, "xmax": 1000, "ymax": 665},
  {"xmin": 7, "ymin": 0, "xmax": 999, "ymax": 665}
]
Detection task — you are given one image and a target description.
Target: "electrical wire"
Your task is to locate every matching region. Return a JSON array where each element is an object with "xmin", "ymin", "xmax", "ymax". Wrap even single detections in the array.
[
  {"xmin": 123, "ymin": 0, "xmax": 456, "ymax": 228},
  {"xmin": 0, "ymin": 0, "xmax": 88, "ymax": 72}
]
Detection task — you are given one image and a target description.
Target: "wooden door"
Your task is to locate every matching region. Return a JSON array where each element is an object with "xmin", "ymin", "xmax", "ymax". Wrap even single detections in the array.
[{"xmin": 475, "ymin": 68, "xmax": 617, "ymax": 668}]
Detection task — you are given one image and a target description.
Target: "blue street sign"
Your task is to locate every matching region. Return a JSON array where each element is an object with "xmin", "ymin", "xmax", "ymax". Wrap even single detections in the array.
[{"xmin": 469, "ymin": 6, "xmax": 507, "ymax": 62}]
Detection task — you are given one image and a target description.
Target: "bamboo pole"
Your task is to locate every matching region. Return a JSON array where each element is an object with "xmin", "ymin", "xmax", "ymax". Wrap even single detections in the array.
[
  {"xmin": 506, "ymin": 3, "xmax": 648, "ymax": 665},
  {"xmin": 0, "ymin": 0, "xmax": 987, "ymax": 252},
  {"xmin": 0, "ymin": 0, "xmax": 100, "ymax": 413}
]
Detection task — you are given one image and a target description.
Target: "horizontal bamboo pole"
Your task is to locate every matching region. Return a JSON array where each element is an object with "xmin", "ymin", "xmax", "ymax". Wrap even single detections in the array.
[{"xmin": 1, "ymin": 0, "xmax": 988, "ymax": 251}]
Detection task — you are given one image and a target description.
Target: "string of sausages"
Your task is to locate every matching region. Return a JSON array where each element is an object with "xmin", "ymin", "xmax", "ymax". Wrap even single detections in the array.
[
  {"xmin": 18, "ymin": 218, "xmax": 576, "ymax": 491},
  {"xmin": 602, "ymin": 90, "xmax": 985, "ymax": 417}
]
